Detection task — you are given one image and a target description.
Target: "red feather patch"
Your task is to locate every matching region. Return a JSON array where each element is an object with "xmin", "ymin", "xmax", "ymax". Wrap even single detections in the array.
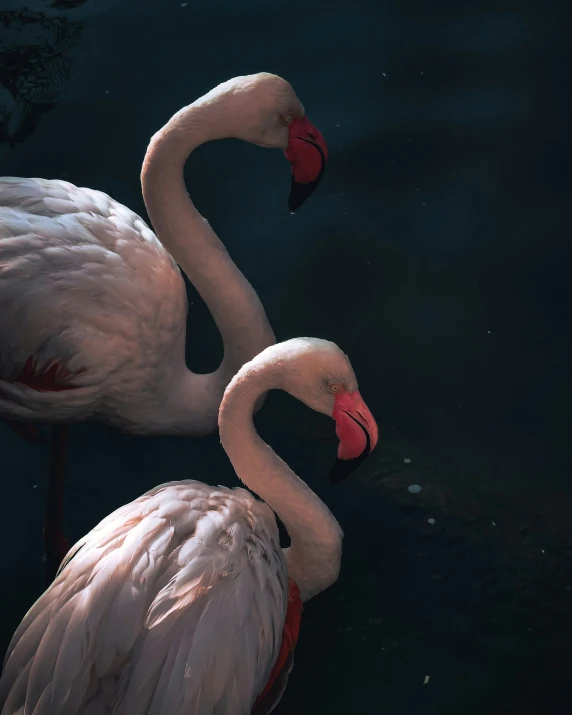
[
  {"xmin": 12, "ymin": 357, "xmax": 85, "ymax": 392},
  {"xmin": 251, "ymin": 579, "xmax": 303, "ymax": 715},
  {"xmin": 3, "ymin": 358, "xmax": 84, "ymax": 443}
]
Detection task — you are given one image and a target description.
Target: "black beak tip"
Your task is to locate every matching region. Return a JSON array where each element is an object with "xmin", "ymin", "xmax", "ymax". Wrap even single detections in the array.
[
  {"xmin": 288, "ymin": 180, "xmax": 319, "ymax": 213},
  {"xmin": 287, "ymin": 153, "xmax": 326, "ymax": 213},
  {"xmin": 328, "ymin": 458, "xmax": 355, "ymax": 484},
  {"xmin": 328, "ymin": 453, "xmax": 369, "ymax": 484}
]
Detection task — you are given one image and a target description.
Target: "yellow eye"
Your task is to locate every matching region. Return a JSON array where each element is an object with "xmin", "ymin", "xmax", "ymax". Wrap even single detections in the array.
[
  {"xmin": 329, "ymin": 384, "xmax": 342, "ymax": 393},
  {"xmin": 284, "ymin": 115, "xmax": 293, "ymax": 124}
]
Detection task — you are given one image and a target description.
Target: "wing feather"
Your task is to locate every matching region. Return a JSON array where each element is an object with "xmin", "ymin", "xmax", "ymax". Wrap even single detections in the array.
[
  {"xmin": 0, "ymin": 481, "xmax": 288, "ymax": 715},
  {"xmin": 0, "ymin": 177, "xmax": 186, "ymax": 425}
]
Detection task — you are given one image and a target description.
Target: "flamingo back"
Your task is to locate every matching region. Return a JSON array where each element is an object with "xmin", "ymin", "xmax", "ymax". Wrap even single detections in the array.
[
  {"xmin": 0, "ymin": 480, "xmax": 289, "ymax": 715},
  {"xmin": 0, "ymin": 177, "xmax": 187, "ymax": 423}
]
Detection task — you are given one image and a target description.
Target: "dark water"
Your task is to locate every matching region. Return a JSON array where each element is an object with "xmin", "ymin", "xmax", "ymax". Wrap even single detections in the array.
[{"xmin": 2, "ymin": 0, "xmax": 572, "ymax": 712}]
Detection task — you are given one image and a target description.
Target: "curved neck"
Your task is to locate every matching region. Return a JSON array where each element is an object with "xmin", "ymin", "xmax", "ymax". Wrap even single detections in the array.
[
  {"xmin": 218, "ymin": 364, "xmax": 343, "ymax": 602},
  {"xmin": 140, "ymin": 96, "xmax": 275, "ymax": 405}
]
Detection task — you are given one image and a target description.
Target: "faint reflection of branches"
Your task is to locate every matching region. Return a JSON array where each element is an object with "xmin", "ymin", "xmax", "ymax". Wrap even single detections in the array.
[{"xmin": 0, "ymin": 8, "xmax": 83, "ymax": 146}]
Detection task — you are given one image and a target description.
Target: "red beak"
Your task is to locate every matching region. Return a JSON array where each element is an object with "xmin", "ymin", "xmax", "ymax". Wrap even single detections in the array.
[
  {"xmin": 329, "ymin": 390, "xmax": 378, "ymax": 484},
  {"xmin": 284, "ymin": 116, "xmax": 328, "ymax": 213},
  {"xmin": 332, "ymin": 390, "xmax": 379, "ymax": 460}
]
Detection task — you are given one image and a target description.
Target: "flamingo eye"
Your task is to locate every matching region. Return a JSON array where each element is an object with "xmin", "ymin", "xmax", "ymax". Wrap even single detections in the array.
[
  {"xmin": 284, "ymin": 115, "xmax": 293, "ymax": 124},
  {"xmin": 329, "ymin": 383, "xmax": 342, "ymax": 393}
]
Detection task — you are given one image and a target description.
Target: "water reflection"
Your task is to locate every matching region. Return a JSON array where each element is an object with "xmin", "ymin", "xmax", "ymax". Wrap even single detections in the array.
[
  {"xmin": 0, "ymin": 0, "xmax": 121, "ymax": 146},
  {"xmin": 0, "ymin": 9, "xmax": 80, "ymax": 145}
]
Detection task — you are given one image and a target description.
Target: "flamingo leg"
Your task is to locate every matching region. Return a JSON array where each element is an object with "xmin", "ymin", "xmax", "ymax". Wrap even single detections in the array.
[{"xmin": 43, "ymin": 425, "xmax": 70, "ymax": 586}]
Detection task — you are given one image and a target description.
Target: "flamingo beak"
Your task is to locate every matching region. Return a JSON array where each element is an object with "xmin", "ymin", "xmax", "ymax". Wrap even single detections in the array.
[
  {"xmin": 284, "ymin": 116, "xmax": 328, "ymax": 213},
  {"xmin": 328, "ymin": 390, "xmax": 379, "ymax": 484}
]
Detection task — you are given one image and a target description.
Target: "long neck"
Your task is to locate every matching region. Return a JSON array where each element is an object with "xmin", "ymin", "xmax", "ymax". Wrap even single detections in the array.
[
  {"xmin": 218, "ymin": 364, "xmax": 344, "ymax": 602},
  {"xmin": 140, "ymin": 96, "xmax": 275, "ymax": 416}
]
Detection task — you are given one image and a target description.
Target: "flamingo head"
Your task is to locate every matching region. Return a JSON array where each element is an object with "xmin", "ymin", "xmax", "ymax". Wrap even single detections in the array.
[
  {"xmin": 263, "ymin": 338, "xmax": 378, "ymax": 482},
  {"xmin": 213, "ymin": 73, "xmax": 328, "ymax": 212}
]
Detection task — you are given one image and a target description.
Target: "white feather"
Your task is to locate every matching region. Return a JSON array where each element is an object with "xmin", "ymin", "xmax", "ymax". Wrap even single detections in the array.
[
  {"xmin": 0, "ymin": 177, "xmax": 190, "ymax": 432},
  {"xmin": 0, "ymin": 481, "xmax": 288, "ymax": 715}
]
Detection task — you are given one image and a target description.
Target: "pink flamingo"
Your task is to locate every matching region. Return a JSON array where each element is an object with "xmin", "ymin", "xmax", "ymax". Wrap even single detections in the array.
[
  {"xmin": 0, "ymin": 337, "xmax": 378, "ymax": 715},
  {"xmin": 0, "ymin": 73, "xmax": 328, "ymax": 582}
]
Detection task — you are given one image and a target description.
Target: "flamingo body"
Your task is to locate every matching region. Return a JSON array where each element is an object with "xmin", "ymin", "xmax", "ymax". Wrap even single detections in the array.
[
  {"xmin": 0, "ymin": 73, "xmax": 329, "ymax": 439},
  {"xmin": 0, "ymin": 177, "xmax": 190, "ymax": 434},
  {"xmin": 0, "ymin": 338, "xmax": 379, "ymax": 713},
  {"xmin": 0, "ymin": 481, "xmax": 297, "ymax": 715}
]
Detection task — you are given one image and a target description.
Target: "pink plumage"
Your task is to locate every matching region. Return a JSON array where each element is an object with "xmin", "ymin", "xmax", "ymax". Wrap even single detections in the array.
[
  {"xmin": 0, "ymin": 73, "xmax": 329, "ymax": 579},
  {"xmin": 0, "ymin": 338, "xmax": 378, "ymax": 715}
]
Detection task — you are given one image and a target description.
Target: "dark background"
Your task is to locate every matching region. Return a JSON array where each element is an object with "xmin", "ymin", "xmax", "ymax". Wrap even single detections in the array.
[{"xmin": 2, "ymin": 0, "xmax": 572, "ymax": 713}]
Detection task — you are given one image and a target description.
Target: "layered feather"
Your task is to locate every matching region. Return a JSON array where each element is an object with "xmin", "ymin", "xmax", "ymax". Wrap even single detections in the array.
[
  {"xmin": 0, "ymin": 480, "xmax": 289, "ymax": 715},
  {"xmin": 0, "ymin": 177, "xmax": 187, "ymax": 427}
]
